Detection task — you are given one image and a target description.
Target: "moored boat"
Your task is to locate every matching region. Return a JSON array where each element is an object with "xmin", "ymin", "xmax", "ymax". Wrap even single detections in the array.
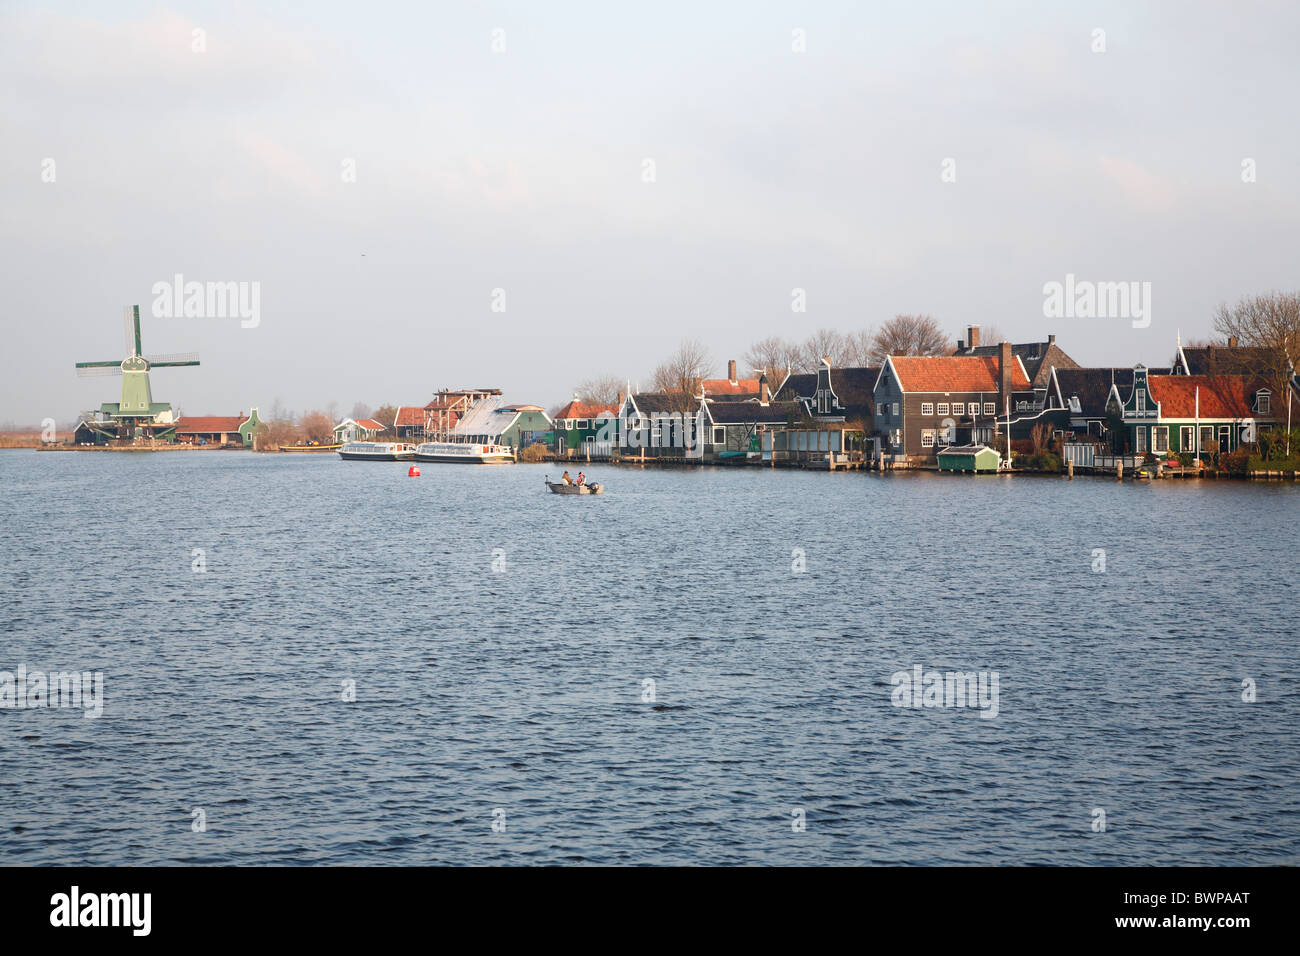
[
  {"xmin": 339, "ymin": 441, "xmax": 415, "ymax": 461},
  {"xmin": 280, "ymin": 442, "xmax": 343, "ymax": 453},
  {"xmin": 414, "ymin": 441, "xmax": 514, "ymax": 464}
]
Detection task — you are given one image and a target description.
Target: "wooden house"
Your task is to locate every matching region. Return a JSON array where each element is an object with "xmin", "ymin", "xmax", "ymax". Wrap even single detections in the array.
[
  {"xmin": 175, "ymin": 409, "xmax": 261, "ymax": 446},
  {"xmin": 333, "ymin": 418, "xmax": 387, "ymax": 443},
  {"xmin": 873, "ymin": 343, "xmax": 1032, "ymax": 465},
  {"xmin": 552, "ymin": 398, "xmax": 620, "ymax": 458}
]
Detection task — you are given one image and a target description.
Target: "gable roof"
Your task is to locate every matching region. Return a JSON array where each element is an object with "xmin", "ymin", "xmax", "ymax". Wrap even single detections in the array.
[
  {"xmin": 356, "ymin": 419, "xmax": 386, "ymax": 431},
  {"xmin": 1147, "ymin": 375, "xmax": 1272, "ymax": 419},
  {"xmin": 176, "ymin": 415, "xmax": 246, "ymax": 433},
  {"xmin": 954, "ymin": 340, "xmax": 1079, "ymax": 386},
  {"xmin": 1052, "ymin": 368, "xmax": 1172, "ymax": 417},
  {"xmin": 553, "ymin": 400, "xmax": 616, "ymax": 420},
  {"xmin": 700, "ymin": 377, "xmax": 761, "ymax": 397},
  {"xmin": 704, "ymin": 401, "xmax": 801, "ymax": 425},
  {"xmin": 1178, "ymin": 344, "xmax": 1288, "ymax": 377},
  {"xmin": 887, "ymin": 355, "xmax": 1031, "ymax": 393},
  {"xmin": 394, "ymin": 406, "xmax": 425, "ymax": 427}
]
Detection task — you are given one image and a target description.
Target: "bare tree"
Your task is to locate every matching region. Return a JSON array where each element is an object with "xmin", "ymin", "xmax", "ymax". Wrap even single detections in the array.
[
  {"xmin": 1211, "ymin": 291, "xmax": 1299, "ymax": 395},
  {"xmin": 372, "ymin": 404, "xmax": 398, "ymax": 428},
  {"xmin": 869, "ymin": 314, "xmax": 951, "ymax": 364},
  {"xmin": 744, "ymin": 335, "xmax": 801, "ymax": 380},
  {"xmin": 798, "ymin": 328, "xmax": 856, "ymax": 371},
  {"xmin": 842, "ymin": 328, "xmax": 876, "ymax": 366},
  {"xmin": 651, "ymin": 338, "xmax": 714, "ymax": 414},
  {"xmin": 349, "ymin": 401, "xmax": 373, "ymax": 420},
  {"xmin": 575, "ymin": 375, "xmax": 624, "ymax": 408}
]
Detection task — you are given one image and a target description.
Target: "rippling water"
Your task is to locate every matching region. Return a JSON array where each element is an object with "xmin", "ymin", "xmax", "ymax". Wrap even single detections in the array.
[{"xmin": 1, "ymin": 449, "xmax": 1296, "ymax": 865}]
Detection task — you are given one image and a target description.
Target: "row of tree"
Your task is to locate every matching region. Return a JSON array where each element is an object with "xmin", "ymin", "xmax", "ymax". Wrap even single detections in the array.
[{"xmin": 252, "ymin": 400, "xmax": 399, "ymax": 450}]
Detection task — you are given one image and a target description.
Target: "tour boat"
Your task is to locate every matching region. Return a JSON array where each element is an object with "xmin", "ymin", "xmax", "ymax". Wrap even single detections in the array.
[
  {"xmin": 338, "ymin": 441, "xmax": 416, "ymax": 461},
  {"xmin": 414, "ymin": 441, "xmax": 514, "ymax": 464}
]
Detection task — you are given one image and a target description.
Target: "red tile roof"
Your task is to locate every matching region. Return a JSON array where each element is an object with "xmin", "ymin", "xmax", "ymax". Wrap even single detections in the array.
[
  {"xmin": 553, "ymin": 400, "xmax": 617, "ymax": 420},
  {"xmin": 889, "ymin": 355, "xmax": 1030, "ymax": 393},
  {"xmin": 356, "ymin": 419, "xmax": 386, "ymax": 431},
  {"xmin": 394, "ymin": 406, "xmax": 424, "ymax": 426},
  {"xmin": 1148, "ymin": 375, "xmax": 1265, "ymax": 419},
  {"xmin": 176, "ymin": 416, "xmax": 245, "ymax": 433},
  {"xmin": 701, "ymin": 377, "xmax": 760, "ymax": 396}
]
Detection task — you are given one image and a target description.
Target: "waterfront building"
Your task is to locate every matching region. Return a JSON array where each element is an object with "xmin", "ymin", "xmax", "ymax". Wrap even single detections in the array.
[{"xmin": 175, "ymin": 410, "xmax": 261, "ymax": 447}]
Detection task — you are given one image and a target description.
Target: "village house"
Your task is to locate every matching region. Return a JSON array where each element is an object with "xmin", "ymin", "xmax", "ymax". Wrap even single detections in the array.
[
  {"xmin": 1109, "ymin": 364, "xmax": 1288, "ymax": 458},
  {"xmin": 333, "ymin": 417, "xmax": 387, "ymax": 443},
  {"xmin": 551, "ymin": 398, "xmax": 620, "ymax": 458},
  {"xmin": 174, "ymin": 409, "xmax": 261, "ymax": 447},
  {"xmin": 700, "ymin": 359, "xmax": 762, "ymax": 399},
  {"xmin": 449, "ymin": 398, "xmax": 552, "ymax": 451},
  {"xmin": 697, "ymin": 394, "xmax": 802, "ymax": 459},
  {"xmin": 777, "ymin": 360, "xmax": 879, "ymax": 430},
  {"xmin": 873, "ymin": 343, "xmax": 1032, "ymax": 465},
  {"xmin": 392, "ymin": 406, "xmax": 426, "ymax": 440},
  {"xmin": 1046, "ymin": 367, "xmax": 1172, "ymax": 440}
]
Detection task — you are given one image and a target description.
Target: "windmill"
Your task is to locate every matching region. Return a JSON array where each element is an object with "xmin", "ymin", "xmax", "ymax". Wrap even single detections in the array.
[{"xmin": 75, "ymin": 305, "xmax": 199, "ymax": 442}]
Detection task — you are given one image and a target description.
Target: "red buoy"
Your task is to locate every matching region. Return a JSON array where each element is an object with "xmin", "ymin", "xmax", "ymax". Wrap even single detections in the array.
[{"xmin": 408, "ymin": 465, "xmax": 420, "ymax": 477}]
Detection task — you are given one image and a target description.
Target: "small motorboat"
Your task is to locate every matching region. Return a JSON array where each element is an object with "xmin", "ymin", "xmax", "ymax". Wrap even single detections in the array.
[{"xmin": 546, "ymin": 478, "xmax": 603, "ymax": 495}]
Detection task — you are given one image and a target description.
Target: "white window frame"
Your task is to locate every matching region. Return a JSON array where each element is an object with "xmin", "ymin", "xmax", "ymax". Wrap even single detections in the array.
[
  {"xmin": 575, "ymin": 419, "xmax": 588, "ymax": 429},
  {"xmin": 983, "ymin": 402, "xmax": 996, "ymax": 415},
  {"xmin": 1153, "ymin": 427, "xmax": 1168, "ymax": 453},
  {"xmin": 921, "ymin": 429, "xmax": 935, "ymax": 448},
  {"xmin": 936, "ymin": 403, "xmax": 949, "ymax": 415},
  {"xmin": 921, "ymin": 402, "xmax": 934, "ymax": 416},
  {"xmin": 1256, "ymin": 390, "xmax": 1271, "ymax": 415},
  {"xmin": 892, "ymin": 402, "xmax": 900, "ymax": 417},
  {"xmin": 712, "ymin": 425, "xmax": 726, "ymax": 445},
  {"xmin": 952, "ymin": 402, "xmax": 965, "ymax": 415}
]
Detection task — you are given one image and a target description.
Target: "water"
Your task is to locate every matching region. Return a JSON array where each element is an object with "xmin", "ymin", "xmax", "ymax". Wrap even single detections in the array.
[{"xmin": 1, "ymin": 449, "xmax": 1296, "ymax": 865}]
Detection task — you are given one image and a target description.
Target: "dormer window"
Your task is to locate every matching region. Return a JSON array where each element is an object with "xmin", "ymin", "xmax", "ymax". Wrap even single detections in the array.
[{"xmin": 1256, "ymin": 390, "xmax": 1271, "ymax": 415}]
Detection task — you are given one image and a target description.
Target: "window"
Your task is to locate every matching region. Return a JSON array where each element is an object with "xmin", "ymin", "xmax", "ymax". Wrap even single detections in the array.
[
  {"xmin": 921, "ymin": 402, "xmax": 934, "ymax": 415},
  {"xmin": 921, "ymin": 429, "xmax": 935, "ymax": 448},
  {"xmin": 892, "ymin": 402, "xmax": 900, "ymax": 417},
  {"xmin": 951, "ymin": 402, "xmax": 965, "ymax": 415},
  {"xmin": 1180, "ymin": 426, "xmax": 1194, "ymax": 450},
  {"xmin": 564, "ymin": 420, "xmax": 574, "ymax": 430},
  {"xmin": 983, "ymin": 403, "xmax": 995, "ymax": 415},
  {"xmin": 1200, "ymin": 425, "xmax": 1214, "ymax": 448},
  {"xmin": 1219, "ymin": 425, "xmax": 1231, "ymax": 449},
  {"xmin": 1153, "ymin": 427, "xmax": 1168, "ymax": 453},
  {"xmin": 1256, "ymin": 390, "xmax": 1271, "ymax": 415},
  {"xmin": 575, "ymin": 419, "xmax": 588, "ymax": 429},
  {"xmin": 1135, "ymin": 428, "xmax": 1147, "ymax": 453},
  {"xmin": 1136, "ymin": 391, "xmax": 1145, "ymax": 413},
  {"xmin": 712, "ymin": 426, "xmax": 726, "ymax": 444},
  {"xmin": 936, "ymin": 403, "xmax": 949, "ymax": 415}
]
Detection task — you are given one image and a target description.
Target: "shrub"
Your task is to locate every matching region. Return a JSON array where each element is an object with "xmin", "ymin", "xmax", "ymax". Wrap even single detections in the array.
[{"xmin": 518, "ymin": 443, "xmax": 548, "ymax": 463}]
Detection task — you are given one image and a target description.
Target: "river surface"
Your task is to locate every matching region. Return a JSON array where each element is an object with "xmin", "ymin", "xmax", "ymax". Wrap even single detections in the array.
[{"xmin": 1, "ymin": 449, "xmax": 1296, "ymax": 865}]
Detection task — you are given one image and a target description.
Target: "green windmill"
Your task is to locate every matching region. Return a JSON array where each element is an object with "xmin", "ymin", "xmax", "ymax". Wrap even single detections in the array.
[{"xmin": 75, "ymin": 305, "xmax": 200, "ymax": 443}]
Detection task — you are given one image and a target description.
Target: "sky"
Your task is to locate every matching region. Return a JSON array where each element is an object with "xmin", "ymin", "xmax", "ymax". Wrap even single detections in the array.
[{"xmin": 2, "ymin": 0, "xmax": 1298, "ymax": 425}]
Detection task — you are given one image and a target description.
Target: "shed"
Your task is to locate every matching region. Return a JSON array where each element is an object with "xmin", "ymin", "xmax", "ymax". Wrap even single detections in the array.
[{"xmin": 936, "ymin": 444, "xmax": 1002, "ymax": 473}]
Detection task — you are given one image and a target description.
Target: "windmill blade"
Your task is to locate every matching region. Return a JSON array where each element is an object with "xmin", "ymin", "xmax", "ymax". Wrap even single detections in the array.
[
  {"xmin": 123, "ymin": 305, "xmax": 142, "ymax": 356},
  {"xmin": 76, "ymin": 364, "xmax": 123, "ymax": 378},
  {"xmin": 145, "ymin": 352, "xmax": 200, "ymax": 367}
]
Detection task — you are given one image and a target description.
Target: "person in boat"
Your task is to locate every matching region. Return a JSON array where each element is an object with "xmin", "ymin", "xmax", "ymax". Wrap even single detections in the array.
[
  {"xmin": 561, "ymin": 470, "xmax": 572, "ymax": 485},
  {"xmin": 576, "ymin": 472, "xmax": 585, "ymax": 486}
]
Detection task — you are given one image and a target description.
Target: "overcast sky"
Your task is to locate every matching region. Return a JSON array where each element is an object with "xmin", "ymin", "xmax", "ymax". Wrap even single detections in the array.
[{"xmin": 2, "ymin": 0, "xmax": 1297, "ymax": 425}]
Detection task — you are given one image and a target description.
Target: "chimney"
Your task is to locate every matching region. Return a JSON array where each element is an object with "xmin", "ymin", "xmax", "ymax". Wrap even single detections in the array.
[
  {"xmin": 968, "ymin": 326, "xmax": 981, "ymax": 349},
  {"xmin": 759, "ymin": 373, "xmax": 771, "ymax": 405},
  {"xmin": 1048, "ymin": 334, "xmax": 1056, "ymax": 345},
  {"xmin": 727, "ymin": 359, "xmax": 737, "ymax": 383},
  {"xmin": 998, "ymin": 340, "xmax": 1013, "ymax": 410},
  {"xmin": 1228, "ymin": 336, "xmax": 1238, "ymax": 348},
  {"xmin": 957, "ymin": 338, "xmax": 965, "ymax": 351}
]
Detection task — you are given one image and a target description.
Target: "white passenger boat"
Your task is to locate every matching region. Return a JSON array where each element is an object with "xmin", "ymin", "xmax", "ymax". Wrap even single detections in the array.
[
  {"xmin": 414, "ymin": 441, "xmax": 514, "ymax": 464},
  {"xmin": 338, "ymin": 441, "xmax": 416, "ymax": 461}
]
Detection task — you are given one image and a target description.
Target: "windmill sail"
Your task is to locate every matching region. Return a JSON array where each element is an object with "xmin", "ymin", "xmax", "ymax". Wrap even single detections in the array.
[
  {"xmin": 123, "ymin": 305, "xmax": 142, "ymax": 356},
  {"xmin": 145, "ymin": 352, "xmax": 201, "ymax": 367},
  {"xmin": 75, "ymin": 364, "xmax": 123, "ymax": 377}
]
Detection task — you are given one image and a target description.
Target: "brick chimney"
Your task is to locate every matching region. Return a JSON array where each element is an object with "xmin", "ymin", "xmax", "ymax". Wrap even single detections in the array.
[
  {"xmin": 968, "ymin": 326, "xmax": 981, "ymax": 350},
  {"xmin": 998, "ymin": 341, "xmax": 1013, "ymax": 411},
  {"xmin": 1048, "ymin": 334, "xmax": 1056, "ymax": 345},
  {"xmin": 957, "ymin": 337, "xmax": 965, "ymax": 351},
  {"xmin": 1228, "ymin": 336, "xmax": 1239, "ymax": 348},
  {"xmin": 759, "ymin": 373, "xmax": 771, "ymax": 404},
  {"xmin": 727, "ymin": 359, "xmax": 737, "ymax": 383}
]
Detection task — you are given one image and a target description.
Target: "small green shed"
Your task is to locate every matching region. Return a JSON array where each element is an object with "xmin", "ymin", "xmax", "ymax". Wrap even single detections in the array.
[{"xmin": 937, "ymin": 444, "xmax": 1002, "ymax": 473}]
